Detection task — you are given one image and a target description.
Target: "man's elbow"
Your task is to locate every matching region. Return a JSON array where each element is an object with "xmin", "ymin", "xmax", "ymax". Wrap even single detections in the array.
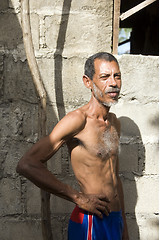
[{"xmin": 16, "ymin": 157, "xmax": 30, "ymax": 176}]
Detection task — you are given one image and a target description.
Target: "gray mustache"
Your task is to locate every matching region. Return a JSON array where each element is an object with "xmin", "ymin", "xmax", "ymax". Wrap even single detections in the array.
[{"xmin": 105, "ymin": 88, "xmax": 120, "ymax": 94}]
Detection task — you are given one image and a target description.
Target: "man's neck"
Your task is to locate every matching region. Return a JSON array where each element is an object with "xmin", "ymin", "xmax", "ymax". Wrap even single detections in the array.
[{"xmin": 87, "ymin": 95, "xmax": 110, "ymax": 121}]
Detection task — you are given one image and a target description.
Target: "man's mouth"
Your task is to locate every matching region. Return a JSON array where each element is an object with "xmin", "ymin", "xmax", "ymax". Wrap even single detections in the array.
[
  {"xmin": 105, "ymin": 88, "xmax": 120, "ymax": 98},
  {"xmin": 108, "ymin": 92, "xmax": 119, "ymax": 97},
  {"xmin": 105, "ymin": 88, "xmax": 120, "ymax": 94}
]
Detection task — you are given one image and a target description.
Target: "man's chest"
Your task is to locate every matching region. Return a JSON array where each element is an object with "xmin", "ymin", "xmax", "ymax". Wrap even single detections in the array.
[{"xmin": 74, "ymin": 121, "xmax": 119, "ymax": 159}]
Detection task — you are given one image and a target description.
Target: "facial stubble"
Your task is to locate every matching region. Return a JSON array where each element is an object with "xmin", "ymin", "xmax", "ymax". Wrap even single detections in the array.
[{"xmin": 92, "ymin": 82, "xmax": 119, "ymax": 107}]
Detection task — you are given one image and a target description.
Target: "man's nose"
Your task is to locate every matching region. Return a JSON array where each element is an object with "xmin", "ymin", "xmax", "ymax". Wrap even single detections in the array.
[{"xmin": 108, "ymin": 76, "xmax": 117, "ymax": 87}]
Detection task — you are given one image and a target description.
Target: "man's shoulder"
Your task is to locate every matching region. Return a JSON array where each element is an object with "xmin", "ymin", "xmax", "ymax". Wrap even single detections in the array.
[
  {"xmin": 50, "ymin": 108, "xmax": 87, "ymax": 141},
  {"xmin": 62, "ymin": 108, "xmax": 87, "ymax": 135},
  {"xmin": 109, "ymin": 112, "xmax": 120, "ymax": 130},
  {"xmin": 66, "ymin": 108, "xmax": 86, "ymax": 125}
]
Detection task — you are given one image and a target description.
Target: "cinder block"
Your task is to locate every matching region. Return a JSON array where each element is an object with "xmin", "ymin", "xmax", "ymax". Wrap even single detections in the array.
[
  {"xmin": 50, "ymin": 178, "xmax": 78, "ymax": 214},
  {"xmin": 51, "ymin": 218, "xmax": 63, "ymax": 240},
  {"xmin": 126, "ymin": 216, "xmax": 140, "ymax": 240},
  {"xmin": 44, "ymin": 14, "xmax": 65, "ymax": 51},
  {"xmin": 61, "ymin": 144, "xmax": 70, "ymax": 169},
  {"xmin": 0, "ymin": 178, "xmax": 21, "ymax": 215},
  {"xmin": 0, "ymin": 102, "xmax": 38, "ymax": 141},
  {"xmin": 62, "ymin": 57, "xmax": 91, "ymax": 106},
  {"xmin": 0, "ymin": 105, "xmax": 11, "ymax": 139},
  {"xmin": 117, "ymin": 115, "xmax": 143, "ymax": 139},
  {"xmin": 4, "ymin": 140, "xmax": 32, "ymax": 177},
  {"xmin": 119, "ymin": 143, "xmax": 138, "ymax": 172},
  {"xmin": 44, "ymin": 11, "xmax": 111, "ymax": 56},
  {"xmin": 37, "ymin": 58, "xmax": 56, "ymax": 104},
  {"xmin": 121, "ymin": 178, "xmax": 138, "ymax": 214},
  {"xmin": 37, "ymin": 57, "xmax": 90, "ymax": 107},
  {"xmin": 9, "ymin": 0, "xmax": 20, "ymax": 10},
  {"xmin": 47, "ymin": 148, "xmax": 62, "ymax": 175},
  {"xmin": 46, "ymin": 104, "xmax": 59, "ymax": 133},
  {"xmin": 135, "ymin": 177, "xmax": 159, "ymax": 213},
  {"xmin": 61, "ymin": 214, "xmax": 70, "ymax": 240},
  {"xmin": 19, "ymin": 103, "xmax": 39, "ymax": 140},
  {"xmin": 26, "ymin": 155, "xmax": 63, "ymax": 214},
  {"xmin": 137, "ymin": 215, "xmax": 159, "ymax": 240},
  {"xmin": 0, "ymin": 0, "xmax": 9, "ymax": 10},
  {"xmin": 4, "ymin": 56, "xmax": 37, "ymax": 103},
  {"xmin": 0, "ymin": 54, "xmax": 4, "ymax": 101},
  {"xmin": 62, "ymin": 13, "xmax": 105, "ymax": 55},
  {"xmin": 26, "ymin": 181, "xmax": 41, "ymax": 215},
  {"xmin": 70, "ymin": 0, "xmax": 112, "ymax": 14},
  {"xmin": 29, "ymin": 0, "xmax": 64, "ymax": 11},
  {"xmin": 145, "ymin": 143, "xmax": 159, "ymax": 174},
  {"xmin": 113, "ymin": 103, "xmax": 159, "ymax": 143},
  {"xmin": 0, "ymin": 219, "xmax": 43, "ymax": 240},
  {"xmin": 50, "ymin": 195, "xmax": 74, "ymax": 214},
  {"xmin": 117, "ymin": 55, "xmax": 159, "ymax": 103},
  {"xmin": 0, "ymin": 13, "xmax": 22, "ymax": 49}
]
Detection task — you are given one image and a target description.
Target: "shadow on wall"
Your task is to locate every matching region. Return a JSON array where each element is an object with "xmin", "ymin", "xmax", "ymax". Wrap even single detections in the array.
[
  {"xmin": 150, "ymin": 114, "xmax": 159, "ymax": 127},
  {"xmin": 119, "ymin": 117, "xmax": 145, "ymax": 240},
  {"xmin": 149, "ymin": 113, "xmax": 159, "ymax": 238},
  {"xmin": 150, "ymin": 114, "xmax": 159, "ymax": 149},
  {"xmin": 54, "ymin": 0, "xmax": 72, "ymax": 120},
  {"xmin": 0, "ymin": 1, "xmax": 72, "ymax": 240}
]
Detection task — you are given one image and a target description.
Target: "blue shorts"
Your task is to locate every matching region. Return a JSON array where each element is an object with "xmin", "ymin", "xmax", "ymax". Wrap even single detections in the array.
[{"xmin": 68, "ymin": 206, "xmax": 123, "ymax": 240}]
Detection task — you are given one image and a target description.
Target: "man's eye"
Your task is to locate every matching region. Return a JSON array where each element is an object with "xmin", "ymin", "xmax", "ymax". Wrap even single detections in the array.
[
  {"xmin": 115, "ymin": 75, "xmax": 121, "ymax": 79},
  {"xmin": 100, "ymin": 75, "xmax": 109, "ymax": 80}
]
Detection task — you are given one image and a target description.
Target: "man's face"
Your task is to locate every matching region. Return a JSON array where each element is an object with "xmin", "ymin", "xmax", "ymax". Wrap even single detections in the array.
[{"xmin": 91, "ymin": 59, "xmax": 121, "ymax": 107}]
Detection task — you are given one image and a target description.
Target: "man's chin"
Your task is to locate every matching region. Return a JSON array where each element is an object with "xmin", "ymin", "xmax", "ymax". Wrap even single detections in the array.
[{"xmin": 102, "ymin": 100, "xmax": 118, "ymax": 107}]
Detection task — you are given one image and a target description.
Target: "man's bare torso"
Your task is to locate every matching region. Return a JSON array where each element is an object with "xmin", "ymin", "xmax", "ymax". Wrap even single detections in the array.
[{"xmin": 67, "ymin": 106, "xmax": 121, "ymax": 211}]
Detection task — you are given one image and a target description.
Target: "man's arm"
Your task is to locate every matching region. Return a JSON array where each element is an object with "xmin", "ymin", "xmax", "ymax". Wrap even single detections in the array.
[
  {"xmin": 16, "ymin": 110, "xmax": 109, "ymax": 218},
  {"xmin": 16, "ymin": 110, "xmax": 86, "ymax": 201}
]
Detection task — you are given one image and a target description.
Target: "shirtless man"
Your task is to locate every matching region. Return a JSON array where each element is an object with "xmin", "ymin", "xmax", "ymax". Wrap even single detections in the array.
[{"xmin": 16, "ymin": 52, "xmax": 129, "ymax": 240}]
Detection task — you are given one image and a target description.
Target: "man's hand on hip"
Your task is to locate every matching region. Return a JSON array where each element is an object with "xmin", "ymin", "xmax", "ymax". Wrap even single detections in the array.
[{"xmin": 76, "ymin": 193, "xmax": 110, "ymax": 219}]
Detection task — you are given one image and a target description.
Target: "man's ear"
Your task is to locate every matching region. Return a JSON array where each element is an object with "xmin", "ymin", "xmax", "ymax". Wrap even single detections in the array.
[{"xmin": 83, "ymin": 75, "xmax": 92, "ymax": 90}]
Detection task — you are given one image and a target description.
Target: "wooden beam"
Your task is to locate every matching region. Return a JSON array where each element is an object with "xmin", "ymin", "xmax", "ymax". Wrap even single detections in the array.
[
  {"xmin": 112, "ymin": 0, "xmax": 121, "ymax": 54},
  {"xmin": 120, "ymin": 0, "xmax": 157, "ymax": 21},
  {"xmin": 21, "ymin": 1, "xmax": 53, "ymax": 240}
]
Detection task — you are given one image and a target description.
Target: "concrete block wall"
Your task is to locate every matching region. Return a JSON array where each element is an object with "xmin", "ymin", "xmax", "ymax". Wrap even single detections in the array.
[
  {"xmin": 0, "ymin": 1, "xmax": 112, "ymax": 240},
  {"xmin": 0, "ymin": 0, "xmax": 159, "ymax": 240},
  {"xmin": 113, "ymin": 55, "xmax": 159, "ymax": 240}
]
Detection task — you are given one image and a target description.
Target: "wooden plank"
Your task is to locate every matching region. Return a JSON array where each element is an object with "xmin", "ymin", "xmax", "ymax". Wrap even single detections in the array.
[
  {"xmin": 21, "ymin": 1, "xmax": 53, "ymax": 240},
  {"xmin": 120, "ymin": 0, "xmax": 157, "ymax": 21},
  {"xmin": 112, "ymin": 0, "xmax": 121, "ymax": 54}
]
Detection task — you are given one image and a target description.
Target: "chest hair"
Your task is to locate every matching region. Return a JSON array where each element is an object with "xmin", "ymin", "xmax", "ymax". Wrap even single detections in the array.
[{"xmin": 97, "ymin": 127, "xmax": 119, "ymax": 159}]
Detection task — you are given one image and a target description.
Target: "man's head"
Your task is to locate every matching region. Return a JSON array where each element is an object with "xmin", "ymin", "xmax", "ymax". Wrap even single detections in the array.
[
  {"xmin": 84, "ymin": 52, "xmax": 119, "ymax": 80},
  {"xmin": 83, "ymin": 52, "xmax": 121, "ymax": 107}
]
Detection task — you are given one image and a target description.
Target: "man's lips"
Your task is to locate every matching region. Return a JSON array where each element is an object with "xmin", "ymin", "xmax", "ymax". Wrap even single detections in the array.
[{"xmin": 107, "ymin": 92, "xmax": 119, "ymax": 97}]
